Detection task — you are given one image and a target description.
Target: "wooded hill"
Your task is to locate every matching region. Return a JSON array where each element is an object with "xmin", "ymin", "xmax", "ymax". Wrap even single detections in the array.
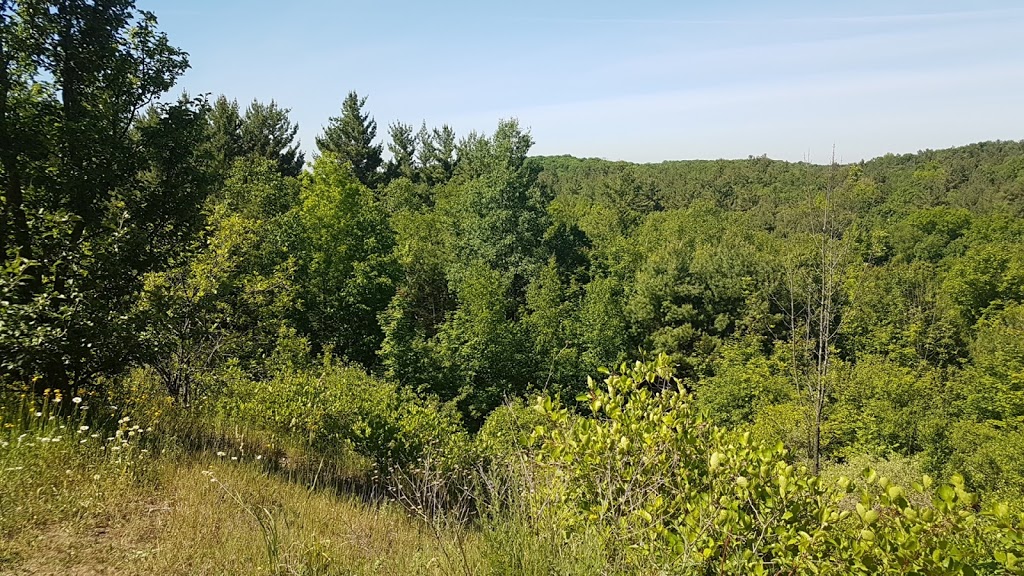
[{"xmin": 3, "ymin": 2, "xmax": 1024, "ymax": 572}]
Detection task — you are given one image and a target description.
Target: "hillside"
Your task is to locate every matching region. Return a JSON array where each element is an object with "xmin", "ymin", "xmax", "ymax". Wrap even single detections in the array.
[{"xmin": 2, "ymin": 1, "xmax": 1024, "ymax": 572}]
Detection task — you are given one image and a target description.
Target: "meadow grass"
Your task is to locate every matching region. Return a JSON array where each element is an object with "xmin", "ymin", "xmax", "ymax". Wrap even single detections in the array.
[{"xmin": 0, "ymin": 393, "xmax": 490, "ymax": 576}]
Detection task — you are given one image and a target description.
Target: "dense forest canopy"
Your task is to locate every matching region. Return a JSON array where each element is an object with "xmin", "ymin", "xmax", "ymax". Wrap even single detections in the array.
[{"xmin": 3, "ymin": 2, "xmax": 1024, "ymax": 573}]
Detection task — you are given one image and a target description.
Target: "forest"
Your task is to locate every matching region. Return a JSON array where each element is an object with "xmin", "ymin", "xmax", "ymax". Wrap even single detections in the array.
[{"xmin": 2, "ymin": 1, "xmax": 1024, "ymax": 574}]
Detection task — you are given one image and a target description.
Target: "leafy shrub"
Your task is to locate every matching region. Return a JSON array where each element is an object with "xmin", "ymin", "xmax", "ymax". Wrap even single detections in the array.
[
  {"xmin": 219, "ymin": 359, "xmax": 472, "ymax": 473},
  {"xmin": 476, "ymin": 398, "xmax": 547, "ymax": 460},
  {"xmin": 530, "ymin": 354, "xmax": 1024, "ymax": 574}
]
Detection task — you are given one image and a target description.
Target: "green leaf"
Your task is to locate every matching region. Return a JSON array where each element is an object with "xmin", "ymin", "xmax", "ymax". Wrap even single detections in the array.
[
  {"xmin": 937, "ymin": 484, "xmax": 955, "ymax": 503},
  {"xmin": 863, "ymin": 509, "xmax": 879, "ymax": 526},
  {"xmin": 710, "ymin": 452, "xmax": 724, "ymax": 471}
]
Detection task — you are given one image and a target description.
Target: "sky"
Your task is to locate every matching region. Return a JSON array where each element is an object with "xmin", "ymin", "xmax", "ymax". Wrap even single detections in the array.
[{"xmin": 137, "ymin": 0, "xmax": 1024, "ymax": 164}]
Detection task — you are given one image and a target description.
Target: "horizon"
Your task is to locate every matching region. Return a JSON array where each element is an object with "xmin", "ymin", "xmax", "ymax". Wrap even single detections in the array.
[{"xmin": 140, "ymin": 0, "xmax": 1024, "ymax": 164}]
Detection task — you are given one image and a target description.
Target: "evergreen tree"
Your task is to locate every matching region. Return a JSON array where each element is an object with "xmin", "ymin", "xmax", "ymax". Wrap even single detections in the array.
[
  {"xmin": 207, "ymin": 95, "xmax": 243, "ymax": 176},
  {"xmin": 240, "ymin": 99, "xmax": 304, "ymax": 177},
  {"xmin": 316, "ymin": 91, "xmax": 383, "ymax": 188},
  {"xmin": 418, "ymin": 123, "xmax": 458, "ymax": 185},
  {"xmin": 385, "ymin": 121, "xmax": 417, "ymax": 182}
]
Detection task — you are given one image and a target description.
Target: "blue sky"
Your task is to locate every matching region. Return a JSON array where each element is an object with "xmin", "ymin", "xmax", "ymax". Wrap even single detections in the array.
[{"xmin": 138, "ymin": 0, "xmax": 1024, "ymax": 164}]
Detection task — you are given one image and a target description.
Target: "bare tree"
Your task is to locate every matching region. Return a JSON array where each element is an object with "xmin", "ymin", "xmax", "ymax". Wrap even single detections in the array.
[{"xmin": 779, "ymin": 147, "xmax": 851, "ymax": 474}]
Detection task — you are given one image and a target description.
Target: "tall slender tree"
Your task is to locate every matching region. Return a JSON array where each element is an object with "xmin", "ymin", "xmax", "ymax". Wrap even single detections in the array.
[{"xmin": 316, "ymin": 91, "xmax": 382, "ymax": 188}]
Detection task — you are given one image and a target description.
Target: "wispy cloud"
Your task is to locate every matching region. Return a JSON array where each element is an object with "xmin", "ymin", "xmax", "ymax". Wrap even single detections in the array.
[{"xmin": 515, "ymin": 8, "xmax": 1024, "ymax": 27}]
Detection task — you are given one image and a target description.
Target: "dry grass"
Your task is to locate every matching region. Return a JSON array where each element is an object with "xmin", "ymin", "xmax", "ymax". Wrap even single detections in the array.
[
  {"xmin": 0, "ymin": 391, "xmax": 486, "ymax": 576},
  {"xmin": 2, "ymin": 455, "xmax": 484, "ymax": 576}
]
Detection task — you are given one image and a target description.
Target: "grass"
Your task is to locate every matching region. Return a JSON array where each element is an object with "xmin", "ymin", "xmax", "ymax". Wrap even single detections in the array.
[{"xmin": 0, "ymin": 393, "xmax": 484, "ymax": 576}]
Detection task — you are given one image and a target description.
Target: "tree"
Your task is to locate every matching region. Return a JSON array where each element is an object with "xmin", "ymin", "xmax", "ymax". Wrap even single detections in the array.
[
  {"xmin": 315, "ymin": 90, "xmax": 382, "ymax": 188},
  {"xmin": 780, "ymin": 154, "xmax": 854, "ymax": 474},
  {"xmin": 138, "ymin": 156, "xmax": 300, "ymax": 401},
  {"xmin": 240, "ymin": 99, "xmax": 304, "ymax": 177},
  {"xmin": 385, "ymin": 120, "xmax": 417, "ymax": 183},
  {"xmin": 293, "ymin": 153, "xmax": 398, "ymax": 367},
  {"xmin": 206, "ymin": 95, "xmax": 243, "ymax": 176},
  {"xmin": 417, "ymin": 123, "xmax": 458, "ymax": 185},
  {"xmin": 441, "ymin": 119, "xmax": 544, "ymax": 284},
  {"xmin": 0, "ymin": 0, "xmax": 211, "ymax": 390}
]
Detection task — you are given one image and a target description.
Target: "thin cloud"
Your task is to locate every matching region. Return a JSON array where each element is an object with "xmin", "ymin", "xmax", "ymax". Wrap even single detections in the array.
[{"xmin": 518, "ymin": 8, "xmax": 1023, "ymax": 27}]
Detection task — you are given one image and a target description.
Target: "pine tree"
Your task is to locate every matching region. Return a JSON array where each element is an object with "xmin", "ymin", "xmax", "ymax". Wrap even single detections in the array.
[
  {"xmin": 385, "ymin": 121, "xmax": 417, "ymax": 182},
  {"xmin": 240, "ymin": 100, "xmax": 305, "ymax": 177},
  {"xmin": 207, "ymin": 95, "xmax": 243, "ymax": 176},
  {"xmin": 417, "ymin": 123, "xmax": 458, "ymax": 185},
  {"xmin": 316, "ymin": 91, "xmax": 383, "ymax": 188}
]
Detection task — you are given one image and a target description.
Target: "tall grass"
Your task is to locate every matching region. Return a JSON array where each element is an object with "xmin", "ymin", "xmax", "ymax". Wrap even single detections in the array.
[
  {"xmin": 0, "ymin": 388, "xmax": 478, "ymax": 575},
  {"xmin": 0, "ymin": 387, "xmax": 614, "ymax": 575}
]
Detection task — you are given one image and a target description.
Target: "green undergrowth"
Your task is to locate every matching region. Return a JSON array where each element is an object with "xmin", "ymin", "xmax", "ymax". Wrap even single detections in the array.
[{"xmin": 3, "ymin": 358, "xmax": 1024, "ymax": 575}]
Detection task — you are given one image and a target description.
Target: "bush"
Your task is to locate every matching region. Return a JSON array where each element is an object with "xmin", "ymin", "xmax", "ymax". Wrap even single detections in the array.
[
  {"xmin": 476, "ymin": 398, "xmax": 548, "ymax": 460},
  {"xmin": 218, "ymin": 359, "xmax": 473, "ymax": 474},
  {"xmin": 529, "ymin": 354, "xmax": 1024, "ymax": 574}
]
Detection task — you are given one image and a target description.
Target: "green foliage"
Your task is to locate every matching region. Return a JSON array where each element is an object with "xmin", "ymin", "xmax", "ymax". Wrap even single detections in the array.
[
  {"xmin": 293, "ymin": 153, "xmax": 398, "ymax": 366},
  {"xmin": 531, "ymin": 356, "xmax": 1024, "ymax": 574},
  {"xmin": 0, "ymin": 1, "xmax": 210, "ymax": 390},
  {"xmin": 938, "ymin": 304, "xmax": 1024, "ymax": 497},
  {"xmin": 316, "ymin": 91, "xmax": 383, "ymax": 188},
  {"xmin": 963, "ymin": 303, "xmax": 1024, "ymax": 423},
  {"xmin": 385, "ymin": 121, "xmax": 418, "ymax": 183},
  {"xmin": 476, "ymin": 399, "xmax": 547, "ymax": 460},
  {"xmin": 434, "ymin": 262, "xmax": 533, "ymax": 422},
  {"xmin": 220, "ymin": 361, "xmax": 472, "ymax": 472},
  {"xmin": 943, "ymin": 238, "xmax": 1024, "ymax": 328},
  {"xmin": 137, "ymin": 156, "xmax": 299, "ymax": 400},
  {"xmin": 207, "ymin": 95, "xmax": 244, "ymax": 176},
  {"xmin": 695, "ymin": 337, "xmax": 792, "ymax": 428},
  {"xmin": 417, "ymin": 123, "xmax": 459, "ymax": 185},
  {"xmin": 239, "ymin": 99, "xmax": 305, "ymax": 177}
]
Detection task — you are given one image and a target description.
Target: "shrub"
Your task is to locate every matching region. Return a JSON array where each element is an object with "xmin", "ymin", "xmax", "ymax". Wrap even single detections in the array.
[
  {"xmin": 476, "ymin": 398, "xmax": 547, "ymax": 460},
  {"xmin": 530, "ymin": 354, "xmax": 1024, "ymax": 574},
  {"xmin": 219, "ymin": 360, "xmax": 473, "ymax": 473}
]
